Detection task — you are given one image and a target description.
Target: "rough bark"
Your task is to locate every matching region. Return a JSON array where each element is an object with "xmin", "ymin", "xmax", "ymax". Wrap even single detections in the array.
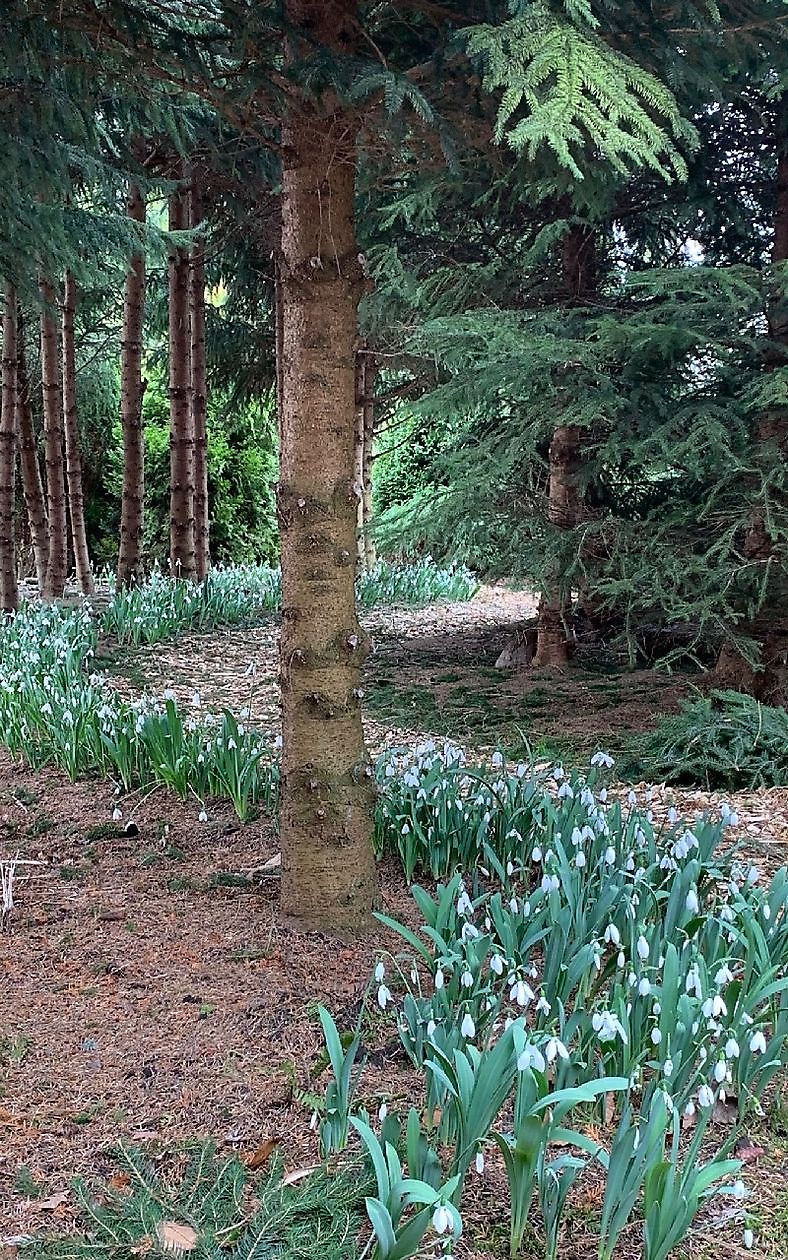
[
  {"xmin": 189, "ymin": 166, "xmax": 210, "ymax": 581},
  {"xmin": 61, "ymin": 271, "xmax": 94, "ymax": 595},
  {"xmin": 361, "ymin": 353, "xmax": 377, "ymax": 572},
  {"xmin": 16, "ymin": 327, "xmax": 49, "ymax": 590},
  {"xmin": 278, "ymin": 0, "xmax": 378, "ymax": 934},
  {"xmin": 354, "ymin": 354, "xmax": 365, "ymax": 562},
  {"xmin": 0, "ymin": 283, "xmax": 19, "ymax": 613},
  {"xmin": 117, "ymin": 158, "xmax": 147, "ymax": 590},
  {"xmin": 534, "ymin": 224, "xmax": 595, "ymax": 667},
  {"xmin": 39, "ymin": 277, "xmax": 68, "ymax": 600},
  {"xmin": 716, "ymin": 108, "xmax": 788, "ymax": 702},
  {"xmin": 168, "ymin": 181, "xmax": 196, "ymax": 580}
]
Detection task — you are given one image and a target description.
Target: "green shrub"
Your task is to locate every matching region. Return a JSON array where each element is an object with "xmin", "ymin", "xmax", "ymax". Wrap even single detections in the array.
[{"xmin": 639, "ymin": 689, "xmax": 788, "ymax": 789}]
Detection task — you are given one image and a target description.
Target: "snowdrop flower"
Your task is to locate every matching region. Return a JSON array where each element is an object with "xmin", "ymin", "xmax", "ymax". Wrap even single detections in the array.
[
  {"xmin": 683, "ymin": 1098, "xmax": 696, "ymax": 1119},
  {"xmin": 557, "ymin": 783, "xmax": 574, "ymax": 800},
  {"xmin": 461, "ymin": 1012, "xmax": 476, "ymax": 1039},
  {"xmin": 491, "ymin": 750, "xmax": 503, "ymax": 769},
  {"xmin": 509, "ymin": 896, "xmax": 519, "ymax": 914},
  {"xmin": 698, "ymin": 1084, "xmax": 715, "ymax": 1109},
  {"xmin": 432, "ymin": 1205, "xmax": 452, "ymax": 1235},
  {"xmin": 617, "ymin": 951, "xmax": 626, "ymax": 969},
  {"xmin": 112, "ymin": 806, "xmax": 122, "ymax": 822},
  {"xmin": 743, "ymin": 1229, "xmax": 754, "ymax": 1250},
  {"xmin": 604, "ymin": 923, "xmax": 621, "ymax": 947},
  {"xmin": 546, "ymin": 1037, "xmax": 569, "ymax": 1064},
  {"xmin": 374, "ymin": 961, "xmax": 386, "ymax": 984},
  {"xmin": 456, "ymin": 890, "xmax": 473, "ymax": 916},
  {"xmin": 378, "ymin": 1103, "xmax": 388, "ymax": 1122},
  {"xmin": 475, "ymin": 1150, "xmax": 485, "ymax": 1175},
  {"xmin": 511, "ymin": 980, "xmax": 534, "ymax": 1007},
  {"xmin": 541, "ymin": 873, "xmax": 560, "ymax": 894},
  {"xmin": 490, "ymin": 954, "xmax": 504, "ymax": 976},
  {"xmin": 551, "ymin": 766, "xmax": 565, "ymax": 782},
  {"xmin": 604, "ymin": 846, "xmax": 616, "ymax": 865},
  {"xmin": 663, "ymin": 1058, "xmax": 674, "ymax": 1079},
  {"xmin": 747, "ymin": 865, "xmax": 760, "ymax": 885},
  {"xmin": 532, "ymin": 845, "xmax": 543, "ymax": 863},
  {"xmin": 592, "ymin": 1010, "xmax": 628, "ymax": 1045},
  {"xmin": 536, "ymin": 993, "xmax": 551, "ymax": 1016},
  {"xmin": 732, "ymin": 1179, "xmax": 747, "ymax": 1200},
  {"xmin": 461, "ymin": 970, "xmax": 473, "ymax": 988},
  {"xmin": 638, "ymin": 978, "xmax": 652, "ymax": 998},
  {"xmin": 591, "ymin": 750, "xmax": 614, "ymax": 768},
  {"xmin": 310, "ymin": 1110, "xmax": 319, "ymax": 1131},
  {"xmin": 434, "ymin": 968, "xmax": 444, "ymax": 991},
  {"xmin": 715, "ymin": 963, "xmax": 733, "ymax": 986},
  {"xmin": 686, "ymin": 887, "xmax": 700, "ymax": 915},
  {"xmin": 517, "ymin": 1043, "xmax": 546, "ymax": 1072},
  {"xmin": 713, "ymin": 1059, "xmax": 728, "ymax": 1084},
  {"xmin": 377, "ymin": 984, "xmax": 392, "ymax": 1010},
  {"xmin": 461, "ymin": 922, "xmax": 479, "ymax": 942},
  {"xmin": 651, "ymin": 1028, "xmax": 662, "ymax": 1046},
  {"xmin": 198, "ymin": 809, "xmax": 208, "ymax": 823},
  {"xmin": 749, "ymin": 1030, "xmax": 767, "ymax": 1055},
  {"xmin": 636, "ymin": 934, "xmax": 650, "ymax": 961},
  {"xmin": 702, "ymin": 994, "xmax": 728, "ymax": 1020},
  {"xmin": 575, "ymin": 851, "xmax": 586, "ymax": 869}
]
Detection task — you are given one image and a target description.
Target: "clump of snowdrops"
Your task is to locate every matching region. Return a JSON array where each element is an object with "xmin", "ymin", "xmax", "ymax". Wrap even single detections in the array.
[
  {"xmin": 102, "ymin": 558, "xmax": 478, "ymax": 647},
  {"xmin": 316, "ymin": 750, "xmax": 787, "ymax": 1260},
  {"xmin": 0, "ymin": 602, "xmax": 278, "ymax": 820}
]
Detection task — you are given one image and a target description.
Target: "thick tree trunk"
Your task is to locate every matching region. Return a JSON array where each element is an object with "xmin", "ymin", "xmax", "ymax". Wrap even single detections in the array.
[
  {"xmin": 361, "ymin": 353, "xmax": 377, "ymax": 572},
  {"xmin": 716, "ymin": 109, "xmax": 788, "ymax": 701},
  {"xmin": 354, "ymin": 354, "xmax": 365, "ymax": 562},
  {"xmin": 61, "ymin": 271, "xmax": 94, "ymax": 595},
  {"xmin": 189, "ymin": 167, "xmax": 210, "ymax": 581},
  {"xmin": 0, "ymin": 284, "xmax": 19, "ymax": 613},
  {"xmin": 534, "ymin": 224, "xmax": 595, "ymax": 667},
  {"xmin": 278, "ymin": 0, "xmax": 378, "ymax": 934},
  {"xmin": 39, "ymin": 277, "xmax": 68, "ymax": 600},
  {"xmin": 117, "ymin": 159, "xmax": 147, "ymax": 590},
  {"xmin": 16, "ymin": 324, "xmax": 48, "ymax": 590},
  {"xmin": 168, "ymin": 182, "xmax": 196, "ymax": 579}
]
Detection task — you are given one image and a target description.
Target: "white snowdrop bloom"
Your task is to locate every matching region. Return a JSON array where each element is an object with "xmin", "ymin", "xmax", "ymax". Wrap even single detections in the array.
[
  {"xmin": 715, "ymin": 963, "xmax": 733, "ymax": 986},
  {"xmin": 575, "ymin": 852, "xmax": 586, "ymax": 869},
  {"xmin": 732, "ymin": 1179, "xmax": 747, "ymax": 1200},
  {"xmin": 536, "ymin": 994, "xmax": 551, "ymax": 1016},
  {"xmin": 506, "ymin": 861, "xmax": 515, "ymax": 876},
  {"xmin": 749, "ymin": 1030, "xmax": 767, "ymax": 1055},
  {"xmin": 546, "ymin": 1037, "xmax": 569, "ymax": 1063},
  {"xmin": 198, "ymin": 809, "xmax": 208, "ymax": 823},
  {"xmin": 552, "ymin": 766, "xmax": 565, "ymax": 781},
  {"xmin": 532, "ymin": 846, "xmax": 543, "ymax": 863},
  {"xmin": 377, "ymin": 984, "xmax": 392, "ymax": 1010},
  {"xmin": 636, "ymin": 935, "xmax": 650, "ymax": 962},
  {"xmin": 378, "ymin": 1102, "xmax": 388, "ymax": 1122},
  {"xmin": 461, "ymin": 970, "xmax": 474, "ymax": 988},
  {"xmin": 475, "ymin": 1150, "xmax": 485, "ymax": 1175},
  {"xmin": 720, "ymin": 903, "xmax": 735, "ymax": 923},
  {"xmin": 426, "ymin": 1019, "xmax": 437, "ymax": 1037},
  {"xmin": 310, "ymin": 1110, "xmax": 319, "ymax": 1131},
  {"xmin": 509, "ymin": 897, "xmax": 519, "ymax": 914},
  {"xmin": 604, "ymin": 923, "xmax": 621, "ymax": 947},
  {"xmin": 490, "ymin": 954, "xmax": 505, "ymax": 976},
  {"xmin": 401, "ymin": 823, "xmax": 411, "ymax": 836},
  {"xmin": 523, "ymin": 901, "xmax": 531, "ymax": 917},
  {"xmin": 604, "ymin": 846, "xmax": 617, "ymax": 865},
  {"xmin": 683, "ymin": 1098, "xmax": 696, "ymax": 1119},
  {"xmin": 517, "ymin": 763, "xmax": 528, "ymax": 778},
  {"xmin": 580, "ymin": 788, "xmax": 595, "ymax": 808},
  {"xmin": 599, "ymin": 787, "xmax": 608, "ymax": 802},
  {"xmin": 461, "ymin": 1012, "xmax": 476, "ymax": 1039},
  {"xmin": 594, "ymin": 952, "xmax": 602, "ymax": 972},
  {"xmin": 686, "ymin": 887, "xmax": 700, "ymax": 915},
  {"xmin": 626, "ymin": 855, "xmax": 636, "ymax": 872},
  {"xmin": 557, "ymin": 783, "xmax": 574, "ymax": 800},
  {"xmin": 512, "ymin": 980, "xmax": 534, "ymax": 1007},
  {"xmin": 632, "ymin": 1128, "xmax": 641, "ymax": 1151},
  {"xmin": 410, "ymin": 967, "xmax": 418, "ymax": 985},
  {"xmin": 591, "ymin": 750, "xmax": 614, "ymax": 768},
  {"xmin": 728, "ymin": 812, "xmax": 739, "ymax": 827},
  {"xmin": 763, "ymin": 903, "xmax": 771, "ymax": 921},
  {"xmin": 702, "ymin": 994, "xmax": 728, "ymax": 1020},
  {"xmin": 747, "ymin": 865, "xmax": 760, "ymax": 885},
  {"xmin": 617, "ymin": 951, "xmax": 626, "ymax": 969},
  {"xmin": 653, "ymin": 1002, "xmax": 662, "ymax": 1016},
  {"xmin": 112, "ymin": 806, "xmax": 122, "ymax": 821},
  {"xmin": 462, "ymin": 922, "xmax": 480, "ymax": 942},
  {"xmin": 434, "ymin": 968, "xmax": 445, "ymax": 990},
  {"xmin": 699, "ymin": 1045, "xmax": 708, "ymax": 1061},
  {"xmin": 713, "ymin": 1059, "xmax": 728, "ymax": 1084},
  {"xmin": 491, "ymin": 750, "xmax": 504, "ymax": 769},
  {"xmin": 375, "ymin": 961, "xmax": 386, "ymax": 983},
  {"xmin": 432, "ymin": 1205, "xmax": 452, "ymax": 1235},
  {"xmin": 638, "ymin": 978, "xmax": 652, "ymax": 998},
  {"xmin": 457, "ymin": 890, "xmax": 473, "ymax": 916},
  {"xmin": 592, "ymin": 1010, "xmax": 628, "ymax": 1045},
  {"xmin": 571, "ymin": 827, "xmax": 583, "ymax": 847},
  {"xmin": 743, "ymin": 1230, "xmax": 754, "ymax": 1250},
  {"xmin": 517, "ymin": 1043, "xmax": 546, "ymax": 1073},
  {"xmin": 663, "ymin": 1058, "xmax": 674, "ymax": 1078},
  {"xmin": 698, "ymin": 1084, "xmax": 715, "ymax": 1108}
]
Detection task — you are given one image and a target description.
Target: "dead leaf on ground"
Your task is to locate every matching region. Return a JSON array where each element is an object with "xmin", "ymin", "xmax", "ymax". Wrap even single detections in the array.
[
  {"xmin": 244, "ymin": 1138, "xmax": 278, "ymax": 1169},
  {"xmin": 37, "ymin": 1191, "xmax": 69, "ymax": 1212},
  {"xmin": 282, "ymin": 1166, "xmax": 316, "ymax": 1186},
  {"xmin": 108, "ymin": 1172, "xmax": 132, "ymax": 1191},
  {"xmin": 734, "ymin": 1135, "xmax": 767, "ymax": 1163},
  {"xmin": 156, "ymin": 1221, "xmax": 199, "ymax": 1255}
]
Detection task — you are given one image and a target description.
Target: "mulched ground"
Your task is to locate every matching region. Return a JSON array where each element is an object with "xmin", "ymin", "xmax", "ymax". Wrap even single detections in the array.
[{"xmin": 1, "ymin": 589, "xmax": 787, "ymax": 1257}]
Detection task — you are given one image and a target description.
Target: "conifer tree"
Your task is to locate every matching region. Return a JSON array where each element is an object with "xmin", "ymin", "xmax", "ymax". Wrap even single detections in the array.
[
  {"xmin": 168, "ymin": 180, "xmax": 196, "ymax": 581},
  {"xmin": 16, "ymin": 325, "xmax": 49, "ymax": 591},
  {"xmin": 117, "ymin": 154, "xmax": 148, "ymax": 590},
  {"xmin": 61, "ymin": 269, "xmax": 94, "ymax": 595},
  {"xmin": 39, "ymin": 277, "xmax": 68, "ymax": 600},
  {"xmin": 0, "ymin": 284, "xmax": 19, "ymax": 613}
]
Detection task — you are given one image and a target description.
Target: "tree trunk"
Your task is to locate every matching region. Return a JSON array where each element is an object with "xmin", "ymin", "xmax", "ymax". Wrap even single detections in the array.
[
  {"xmin": 534, "ymin": 224, "xmax": 595, "ymax": 667},
  {"xmin": 168, "ymin": 181, "xmax": 195, "ymax": 580},
  {"xmin": 189, "ymin": 166, "xmax": 210, "ymax": 581},
  {"xmin": 117, "ymin": 157, "xmax": 147, "ymax": 590},
  {"xmin": 0, "ymin": 283, "xmax": 19, "ymax": 613},
  {"xmin": 278, "ymin": 0, "xmax": 378, "ymax": 934},
  {"xmin": 39, "ymin": 277, "xmax": 68, "ymax": 600},
  {"xmin": 716, "ymin": 105, "xmax": 788, "ymax": 702},
  {"xmin": 354, "ymin": 353, "xmax": 366, "ymax": 562},
  {"xmin": 361, "ymin": 353, "xmax": 377, "ymax": 572},
  {"xmin": 61, "ymin": 271, "xmax": 94, "ymax": 595},
  {"xmin": 16, "ymin": 326, "xmax": 49, "ymax": 591}
]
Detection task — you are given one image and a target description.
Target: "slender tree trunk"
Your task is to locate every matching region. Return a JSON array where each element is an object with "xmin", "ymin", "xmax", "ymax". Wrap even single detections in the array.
[
  {"xmin": 278, "ymin": 0, "xmax": 378, "ymax": 934},
  {"xmin": 117, "ymin": 157, "xmax": 147, "ymax": 589},
  {"xmin": 354, "ymin": 353, "xmax": 366, "ymax": 562},
  {"xmin": 0, "ymin": 283, "xmax": 19, "ymax": 613},
  {"xmin": 168, "ymin": 180, "xmax": 195, "ymax": 579},
  {"xmin": 39, "ymin": 277, "xmax": 68, "ymax": 600},
  {"xmin": 189, "ymin": 166, "xmax": 210, "ymax": 580},
  {"xmin": 361, "ymin": 353, "xmax": 377, "ymax": 572},
  {"xmin": 61, "ymin": 271, "xmax": 94, "ymax": 594},
  {"xmin": 534, "ymin": 224, "xmax": 595, "ymax": 667},
  {"xmin": 16, "ymin": 323, "xmax": 48, "ymax": 590},
  {"xmin": 716, "ymin": 106, "xmax": 788, "ymax": 702}
]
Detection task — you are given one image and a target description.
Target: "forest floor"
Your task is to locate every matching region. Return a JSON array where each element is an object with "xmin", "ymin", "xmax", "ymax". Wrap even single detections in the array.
[{"xmin": 1, "ymin": 587, "xmax": 787, "ymax": 1259}]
